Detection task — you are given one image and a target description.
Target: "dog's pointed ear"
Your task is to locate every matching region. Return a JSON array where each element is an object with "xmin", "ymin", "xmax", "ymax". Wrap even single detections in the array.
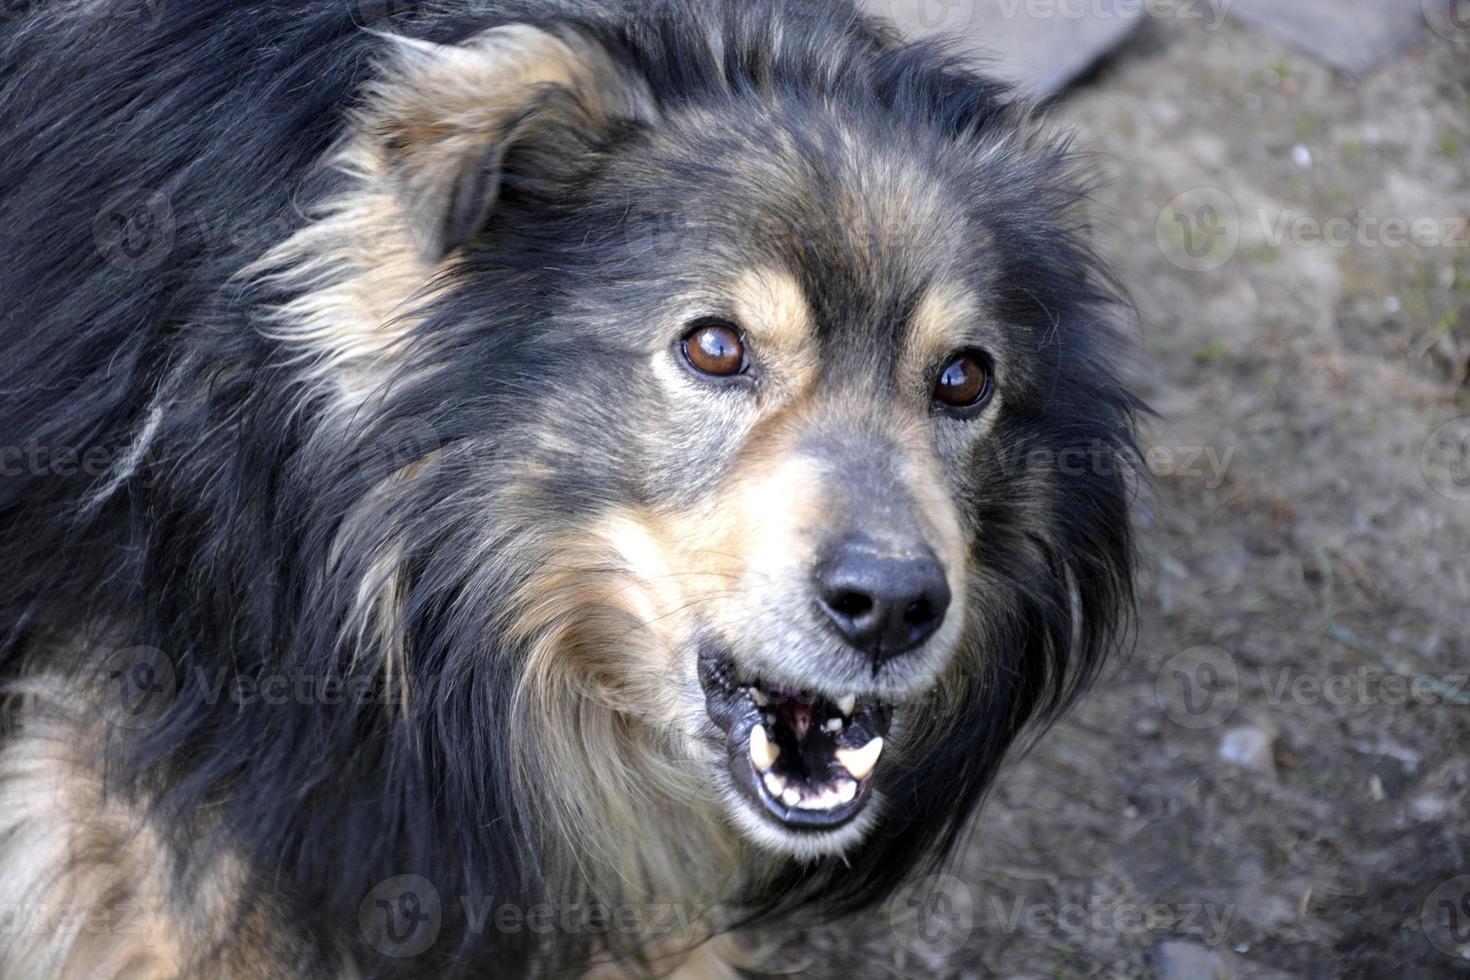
[{"xmin": 362, "ymin": 26, "xmax": 656, "ymax": 261}]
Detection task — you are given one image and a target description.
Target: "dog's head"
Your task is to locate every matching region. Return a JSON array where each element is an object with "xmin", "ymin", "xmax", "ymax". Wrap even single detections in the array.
[{"xmin": 276, "ymin": 3, "xmax": 1136, "ymax": 910}]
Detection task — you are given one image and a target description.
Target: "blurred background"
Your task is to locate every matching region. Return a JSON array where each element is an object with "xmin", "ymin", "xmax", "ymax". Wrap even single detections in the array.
[{"xmin": 752, "ymin": 1, "xmax": 1470, "ymax": 977}]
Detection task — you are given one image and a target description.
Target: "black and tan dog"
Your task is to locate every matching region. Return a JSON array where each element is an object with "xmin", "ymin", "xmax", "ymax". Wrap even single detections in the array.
[{"xmin": 0, "ymin": 0, "xmax": 1138, "ymax": 976}]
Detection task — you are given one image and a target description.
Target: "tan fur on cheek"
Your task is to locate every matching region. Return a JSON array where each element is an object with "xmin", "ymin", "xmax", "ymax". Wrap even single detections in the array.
[
  {"xmin": 498, "ymin": 430, "xmax": 827, "ymax": 917},
  {"xmin": 502, "ymin": 525, "xmax": 746, "ymax": 919},
  {"xmin": 590, "ymin": 420, "xmax": 829, "ymax": 664}
]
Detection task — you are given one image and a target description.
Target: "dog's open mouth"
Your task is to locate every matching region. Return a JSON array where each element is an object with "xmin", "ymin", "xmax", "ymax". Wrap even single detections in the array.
[{"xmin": 700, "ymin": 652, "xmax": 892, "ymax": 832}]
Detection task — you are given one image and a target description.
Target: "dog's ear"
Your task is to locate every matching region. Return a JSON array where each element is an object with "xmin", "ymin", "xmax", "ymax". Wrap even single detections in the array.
[{"xmin": 363, "ymin": 26, "xmax": 656, "ymax": 261}]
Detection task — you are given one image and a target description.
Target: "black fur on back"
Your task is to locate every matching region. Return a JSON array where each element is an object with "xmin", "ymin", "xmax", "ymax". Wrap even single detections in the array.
[{"xmin": 0, "ymin": 1, "xmax": 1138, "ymax": 976}]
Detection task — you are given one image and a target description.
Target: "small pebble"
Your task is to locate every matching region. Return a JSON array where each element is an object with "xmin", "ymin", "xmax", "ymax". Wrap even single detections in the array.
[
  {"xmin": 1410, "ymin": 794, "xmax": 1452, "ymax": 822},
  {"xmin": 1156, "ymin": 941, "xmax": 1232, "ymax": 980},
  {"xmin": 1292, "ymin": 145, "xmax": 1313, "ymax": 169},
  {"xmin": 1220, "ymin": 726, "xmax": 1277, "ymax": 777}
]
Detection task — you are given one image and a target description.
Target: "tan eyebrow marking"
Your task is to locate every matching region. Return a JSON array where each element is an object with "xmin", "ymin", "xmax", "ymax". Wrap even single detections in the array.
[
  {"xmin": 901, "ymin": 282, "xmax": 982, "ymax": 390},
  {"xmin": 726, "ymin": 267, "xmax": 814, "ymax": 353}
]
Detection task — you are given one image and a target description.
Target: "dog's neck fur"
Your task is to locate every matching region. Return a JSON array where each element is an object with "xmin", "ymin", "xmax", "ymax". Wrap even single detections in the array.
[{"xmin": 0, "ymin": 670, "xmax": 750, "ymax": 980}]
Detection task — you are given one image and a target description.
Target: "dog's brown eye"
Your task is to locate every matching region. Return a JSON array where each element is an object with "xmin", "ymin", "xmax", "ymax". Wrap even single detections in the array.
[
  {"xmin": 682, "ymin": 320, "xmax": 747, "ymax": 378},
  {"xmin": 934, "ymin": 352, "xmax": 994, "ymax": 412}
]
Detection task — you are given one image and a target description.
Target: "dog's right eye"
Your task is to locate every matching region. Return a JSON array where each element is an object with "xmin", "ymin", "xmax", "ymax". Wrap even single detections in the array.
[{"xmin": 680, "ymin": 320, "xmax": 748, "ymax": 378}]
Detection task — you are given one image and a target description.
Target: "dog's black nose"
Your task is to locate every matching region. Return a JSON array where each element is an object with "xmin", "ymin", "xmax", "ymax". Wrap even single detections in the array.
[{"xmin": 815, "ymin": 539, "xmax": 951, "ymax": 660}]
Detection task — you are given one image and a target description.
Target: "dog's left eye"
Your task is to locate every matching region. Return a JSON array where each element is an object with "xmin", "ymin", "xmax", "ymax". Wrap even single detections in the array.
[
  {"xmin": 680, "ymin": 320, "xmax": 749, "ymax": 378},
  {"xmin": 933, "ymin": 351, "xmax": 995, "ymax": 413}
]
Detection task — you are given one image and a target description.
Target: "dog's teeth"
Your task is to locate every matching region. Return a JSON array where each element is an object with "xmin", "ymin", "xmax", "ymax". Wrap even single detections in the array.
[
  {"xmin": 836, "ymin": 694, "xmax": 857, "ymax": 717},
  {"xmin": 750, "ymin": 688, "xmax": 768, "ymax": 706},
  {"xmin": 781, "ymin": 787, "xmax": 802, "ymax": 808},
  {"xmin": 763, "ymin": 712, "xmax": 776, "ymax": 726},
  {"xmin": 763, "ymin": 772, "xmax": 786, "ymax": 797},
  {"xmin": 835, "ymin": 737, "xmax": 883, "ymax": 780},
  {"xmin": 748, "ymin": 725, "xmax": 778, "ymax": 771},
  {"xmin": 823, "ymin": 717, "xmax": 843, "ymax": 734},
  {"xmin": 797, "ymin": 788, "xmax": 841, "ymax": 811},
  {"xmin": 837, "ymin": 779, "xmax": 858, "ymax": 804}
]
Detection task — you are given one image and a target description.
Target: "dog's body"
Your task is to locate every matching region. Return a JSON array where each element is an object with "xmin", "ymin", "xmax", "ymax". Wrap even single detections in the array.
[{"xmin": 0, "ymin": 1, "xmax": 1138, "ymax": 976}]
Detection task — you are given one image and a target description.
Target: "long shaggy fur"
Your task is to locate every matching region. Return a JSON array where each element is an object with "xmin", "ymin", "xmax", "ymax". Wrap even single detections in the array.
[{"xmin": 0, "ymin": 1, "xmax": 1139, "ymax": 977}]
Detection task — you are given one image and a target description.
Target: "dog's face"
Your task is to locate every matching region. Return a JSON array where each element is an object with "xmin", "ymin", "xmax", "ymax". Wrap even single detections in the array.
[
  {"xmin": 296, "ymin": 18, "xmax": 1134, "ymax": 883},
  {"xmin": 483, "ymin": 100, "xmax": 1129, "ymax": 863},
  {"xmin": 548, "ymin": 119, "xmax": 1013, "ymax": 856}
]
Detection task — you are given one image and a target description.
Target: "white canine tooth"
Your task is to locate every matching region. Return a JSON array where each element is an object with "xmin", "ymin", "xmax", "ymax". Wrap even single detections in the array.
[
  {"xmin": 782, "ymin": 787, "xmax": 802, "ymax": 808},
  {"xmin": 835, "ymin": 737, "xmax": 883, "ymax": 781},
  {"xmin": 763, "ymin": 772, "xmax": 786, "ymax": 797},
  {"xmin": 748, "ymin": 725, "xmax": 778, "ymax": 771},
  {"xmin": 837, "ymin": 779, "xmax": 858, "ymax": 804},
  {"xmin": 836, "ymin": 694, "xmax": 857, "ymax": 717},
  {"xmin": 823, "ymin": 717, "xmax": 844, "ymax": 734},
  {"xmin": 750, "ymin": 688, "xmax": 768, "ymax": 706}
]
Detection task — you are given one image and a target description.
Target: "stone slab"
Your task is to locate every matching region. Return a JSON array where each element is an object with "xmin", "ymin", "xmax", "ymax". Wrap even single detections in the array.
[
  {"xmin": 1227, "ymin": 0, "xmax": 1431, "ymax": 76},
  {"xmin": 861, "ymin": 0, "xmax": 1145, "ymax": 95}
]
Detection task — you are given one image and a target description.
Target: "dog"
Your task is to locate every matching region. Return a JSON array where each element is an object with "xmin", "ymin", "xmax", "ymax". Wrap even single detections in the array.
[{"xmin": 0, "ymin": 0, "xmax": 1138, "ymax": 976}]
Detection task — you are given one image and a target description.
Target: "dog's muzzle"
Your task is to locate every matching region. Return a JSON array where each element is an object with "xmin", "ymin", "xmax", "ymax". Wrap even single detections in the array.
[{"xmin": 699, "ymin": 650, "xmax": 892, "ymax": 832}]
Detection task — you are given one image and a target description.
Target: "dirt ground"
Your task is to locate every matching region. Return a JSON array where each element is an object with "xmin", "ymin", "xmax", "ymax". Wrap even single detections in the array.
[{"xmin": 749, "ymin": 14, "xmax": 1470, "ymax": 980}]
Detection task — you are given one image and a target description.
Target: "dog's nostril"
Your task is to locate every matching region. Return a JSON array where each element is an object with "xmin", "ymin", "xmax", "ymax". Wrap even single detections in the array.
[
  {"xmin": 829, "ymin": 591, "xmax": 874, "ymax": 620},
  {"xmin": 904, "ymin": 600, "xmax": 935, "ymax": 628},
  {"xmin": 815, "ymin": 540, "xmax": 951, "ymax": 662}
]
